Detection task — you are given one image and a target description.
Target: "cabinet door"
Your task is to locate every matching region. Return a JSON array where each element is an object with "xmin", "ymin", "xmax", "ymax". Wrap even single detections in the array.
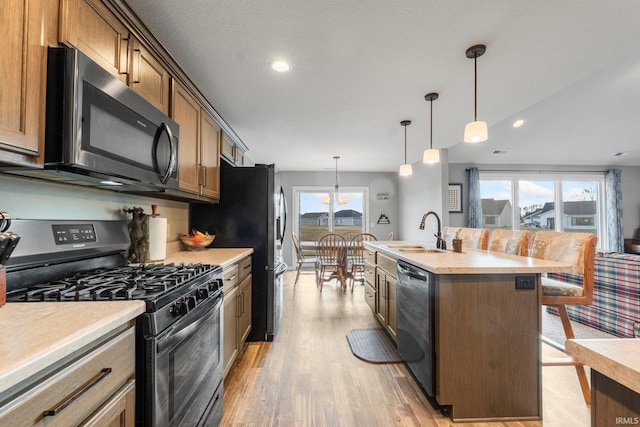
[
  {"xmin": 375, "ymin": 268, "xmax": 387, "ymax": 325},
  {"xmin": 386, "ymin": 274, "xmax": 397, "ymax": 342},
  {"xmin": 220, "ymin": 133, "xmax": 235, "ymax": 163},
  {"xmin": 0, "ymin": 0, "xmax": 51, "ymax": 160},
  {"xmin": 81, "ymin": 379, "xmax": 135, "ymax": 427},
  {"xmin": 128, "ymin": 37, "xmax": 170, "ymax": 115},
  {"xmin": 238, "ymin": 274, "xmax": 252, "ymax": 343},
  {"xmin": 59, "ymin": 0, "xmax": 129, "ymax": 82},
  {"xmin": 223, "ymin": 285, "xmax": 239, "ymax": 378},
  {"xmin": 171, "ymin": 82, "xmax": 200, "ymax": 194},
  {"xmin": 199, "ymin": 112, "xmax": 221, "ymax": 199}
]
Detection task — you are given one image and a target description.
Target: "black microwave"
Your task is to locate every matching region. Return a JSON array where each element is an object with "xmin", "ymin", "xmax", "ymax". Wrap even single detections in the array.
[{"xmin": 34, "ymin": 46, "xmax": 179, "ymax": 191}]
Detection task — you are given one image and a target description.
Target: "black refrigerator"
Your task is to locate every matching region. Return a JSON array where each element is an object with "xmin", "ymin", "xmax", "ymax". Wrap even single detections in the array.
[{"xmin": 190, "ymin": 163, "xmax": 287, "ymax": 341}]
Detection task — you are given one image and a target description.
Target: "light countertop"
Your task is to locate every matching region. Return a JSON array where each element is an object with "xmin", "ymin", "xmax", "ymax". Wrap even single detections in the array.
[
  {"xmin": 365, "ymin": 240, "xmax": 572, "ymax": 274},
  {"xmin": 160, "ymin": 247, "xmax": 253, "ymax": 269},
  {"xmin": 565, "ymin": 339, "xmax": 640, "ymax": 394},
  {"xmin": 0, "ymin": 301, "xmax": 145, "ymax": 395}
]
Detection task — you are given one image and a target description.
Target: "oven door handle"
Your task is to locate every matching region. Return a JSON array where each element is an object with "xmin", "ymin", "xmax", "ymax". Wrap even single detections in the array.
[{"xmin": 157, "ymin": 297, "xmax": 221, "ymax": 354}]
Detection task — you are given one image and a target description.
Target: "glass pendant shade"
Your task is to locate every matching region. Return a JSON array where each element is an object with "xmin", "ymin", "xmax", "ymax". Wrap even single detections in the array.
[
  {"xmin": 422, "ymin": 148, "xmax": 440, "ymax": 164},
  {"xmin": 464, "ymin": 120, "xmax": 488, "ymax": 143},
  {"xmin": 399, "ymin": 163, "xmax": 413, "ymax": 176}
]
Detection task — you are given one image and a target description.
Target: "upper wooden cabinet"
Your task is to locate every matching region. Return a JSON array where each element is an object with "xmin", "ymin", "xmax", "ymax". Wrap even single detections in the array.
[
  {"xmin": 200, "ymin": 112, "xmax": 221, "ymax": 199},
  {"xmin": 128, "ymin": 37, "xmax": 171, "ymax": 115},
  {"xmin": 59, "ymin": 0, "xmax": 129, "ymax": 83},
  {"xmin": 172, "ymin": 82, "xmax": 221, "ymax": 200},
  {"xmin": 221, "ymin": 132, "xmax": 249, "ymax": 167},
  {"xmin": 0, "ymin": 0, "xmax": 57, "ymax": 165},
  {"xmin": 172, "ymin": 82, "xmax": 201, "ymax": 195}
]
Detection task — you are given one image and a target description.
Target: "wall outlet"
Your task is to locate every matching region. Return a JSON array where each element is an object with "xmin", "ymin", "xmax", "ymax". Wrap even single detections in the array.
[{"xmin": 515, "ymin": 275, "xmax": 536, "ymax": 290}]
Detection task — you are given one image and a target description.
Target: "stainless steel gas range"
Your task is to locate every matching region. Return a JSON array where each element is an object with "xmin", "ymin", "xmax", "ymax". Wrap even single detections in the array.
[{"xmin": 4, "ymin": 219, "xmax": 224, "ymax": 427}]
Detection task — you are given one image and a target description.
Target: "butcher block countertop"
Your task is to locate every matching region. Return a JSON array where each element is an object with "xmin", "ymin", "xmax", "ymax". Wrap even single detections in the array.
[
  {"xmin": 0, "ymin": 301, "xmax": 145, "ymax": 396},
  {"xmin": 162, "ymin": 247, "xmax": 253, "ymax": 268},
  {"xmin": 365, "ymin": 240, "xmax": 572, "ymax": 274},
  {"xmin": 566, "ymin": 339, "xmax": 640, "ymax": 394}
]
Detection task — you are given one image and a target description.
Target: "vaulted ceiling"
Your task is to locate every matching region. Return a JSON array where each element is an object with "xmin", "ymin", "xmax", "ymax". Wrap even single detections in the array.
[{"xmin": 125, "ymin": 0, "xmax": 640, "ymax": 172}]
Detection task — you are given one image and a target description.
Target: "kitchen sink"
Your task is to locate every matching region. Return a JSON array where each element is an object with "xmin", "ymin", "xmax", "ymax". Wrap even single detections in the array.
[
  {"xmin": 398, "ymin": 248, "xmax": 451, "ymax": 254},
  {"xmin": 384, "ymin": 244, "xmax": 425, "ymax": 249}
]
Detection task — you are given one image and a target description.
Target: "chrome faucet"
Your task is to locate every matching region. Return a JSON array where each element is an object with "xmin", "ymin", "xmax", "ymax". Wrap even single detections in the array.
[{"xmin": 419, "ymin": 211, "xmax": 446, "ymax": 250}]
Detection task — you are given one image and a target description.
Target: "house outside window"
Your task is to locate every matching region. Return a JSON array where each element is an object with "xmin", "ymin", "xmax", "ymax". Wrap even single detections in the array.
[{"xmin": 479, "ymin": 172, "xmax": 606, "ymax": 250}]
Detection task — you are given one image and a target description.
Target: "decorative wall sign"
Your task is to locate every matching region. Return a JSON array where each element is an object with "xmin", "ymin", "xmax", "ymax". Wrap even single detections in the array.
[
  {"xmin": 377, "ymin": 213, "xmax": 390, "ymax": 224},
  {"xmin": 376, "ymin": 193, "xmax": 390, "ymax": 200},
  {"xmin": 448, "ymin": 183, "xmax": 463, "ymax": 213}
]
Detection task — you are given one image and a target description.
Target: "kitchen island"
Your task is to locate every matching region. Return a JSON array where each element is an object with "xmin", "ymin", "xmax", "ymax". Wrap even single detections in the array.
[{"xmin": 364, "ymin": 241, "xmax": 571, "ymax": 422}]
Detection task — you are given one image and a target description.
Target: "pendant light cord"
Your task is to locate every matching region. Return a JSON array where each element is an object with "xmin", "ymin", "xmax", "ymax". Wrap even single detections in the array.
[
  {"xmin": 404, "ymin": 125, "xmax": 408, "ymax": 163},
  {"xmin": 474, "ymin": 55, "xmax": 478, "ymax": 122},
  {"xmin": 430, "ymin": 99, "xmax": 434, "ymax": 149}
]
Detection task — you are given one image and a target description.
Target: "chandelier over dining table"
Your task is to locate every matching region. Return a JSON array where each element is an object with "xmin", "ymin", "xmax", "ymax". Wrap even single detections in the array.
[{"xmin": 322, "ymin": 155, "xmax": 349, "ymax": 205}]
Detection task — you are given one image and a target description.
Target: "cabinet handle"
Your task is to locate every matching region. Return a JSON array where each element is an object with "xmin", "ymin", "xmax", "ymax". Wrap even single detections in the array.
[
  {"xmin": 199, "ymin": 165, "xmax": 207, "ymax": 187},
  {"xmin": 118, "ymin": 35, "xmax": 129, "ymax": 75},
  {"xmin": 43, "ymin": 368, "xmax": 112, "ymax": 417},
  {"xmin": 132, "ymin": 48, "xmax": 142, "ymax": 83}
]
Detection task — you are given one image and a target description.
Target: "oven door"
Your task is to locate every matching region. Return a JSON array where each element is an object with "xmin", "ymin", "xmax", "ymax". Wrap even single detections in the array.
[{"xmin": 145, "ymin": 295, "xmax": 223, "ymax": 427}]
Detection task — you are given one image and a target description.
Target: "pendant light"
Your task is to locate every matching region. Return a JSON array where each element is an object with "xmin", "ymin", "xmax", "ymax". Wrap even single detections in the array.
[
  {"xmin": 423, "ymin": 92, "xmax": 440, "ymax": 164},
  {"xmin": 399, "ymin": 120, "xmax": 413, "ymax": 176},
  {"xmin": 464, "ymin": 44, "xmax": 488, "ymax": 143},
  {"xmin": 328, "ymin": 155, "xmax": 348, "ymax": 205}
]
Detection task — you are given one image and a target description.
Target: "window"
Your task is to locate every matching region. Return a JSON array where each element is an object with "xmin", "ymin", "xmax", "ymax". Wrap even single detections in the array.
[
  {"xmin": 293, "ymin": 186, "xmax": 369, "ymax": 241},
  {"xmin": 479, "ymin": 172, "xmax": 605, "ymax": 250}
]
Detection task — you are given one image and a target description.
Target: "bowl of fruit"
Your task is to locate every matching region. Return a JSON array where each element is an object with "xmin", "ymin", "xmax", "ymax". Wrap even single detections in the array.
[{"xmin": 180, "ymin": 230, "xmax": 215, "ymax": 251}]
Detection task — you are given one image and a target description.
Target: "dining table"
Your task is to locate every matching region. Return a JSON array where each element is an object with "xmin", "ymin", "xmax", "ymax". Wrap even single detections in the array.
[{"xmin": 300, "ymin": 240, "xmax": 362, "ymax": 288}]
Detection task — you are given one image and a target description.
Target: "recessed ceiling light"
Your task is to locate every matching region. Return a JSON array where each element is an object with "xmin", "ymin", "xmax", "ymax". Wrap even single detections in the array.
[
  {"xmin": 270, "ymin": 60, "xmax": 291, "ymax": 72},
  {"xmin": 512, "ymin": 119, "xmax": 524, "ymax": 128}
]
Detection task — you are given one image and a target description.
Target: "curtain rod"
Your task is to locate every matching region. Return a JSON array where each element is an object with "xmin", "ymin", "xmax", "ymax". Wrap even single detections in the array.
[{"xmin": 466, "ymin": 168, "xmax": 607, "ymax": 174}]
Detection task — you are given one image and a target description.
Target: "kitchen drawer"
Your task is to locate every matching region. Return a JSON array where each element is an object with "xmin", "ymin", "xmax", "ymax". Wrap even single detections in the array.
[
  {"xmin": 238, "ymin": 256, "xmax": 252, "ymax": 282},
  {"xmin": 0, "ymin": 327, "xmax": 135, "ymax": 426},
  {"xmin": 364, "ymin": 248, "xmax": 376, "ymax": 265},
  {"xmin": 223, "ymin": 264, "xmax": 239, "ymax": 290},
  {"xmin": 364, "ymin": 261, "xmax": 375, "ymax": 287},
  {"xmin": 364, "ymin": 282, "xmax": 376, "ymax": 312},
  {"xmin": 377, "ymin": 252, "xmax": 397, "ymax": 278}
]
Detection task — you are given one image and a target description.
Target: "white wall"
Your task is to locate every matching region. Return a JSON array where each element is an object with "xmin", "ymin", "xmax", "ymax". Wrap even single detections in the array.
[
  {"xmin": 0, "ymin": 175, "xmax": 190, "ymax": 241},
  {"xmin": 447, "ymin": 163, "xmax": 640, "ymax": 239},
  {"xmin": 397, "ymin": 149, "xmax": 449, "ymax": 244},
  {"xmin": 278, "ymin": 170, "xmax": 398, "ymax": 266}
]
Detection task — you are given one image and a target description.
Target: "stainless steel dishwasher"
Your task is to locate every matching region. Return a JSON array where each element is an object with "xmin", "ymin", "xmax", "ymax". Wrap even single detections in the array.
[{"xmin": 397, "ymin": 260, "xmax": 435, "ymax": 396}]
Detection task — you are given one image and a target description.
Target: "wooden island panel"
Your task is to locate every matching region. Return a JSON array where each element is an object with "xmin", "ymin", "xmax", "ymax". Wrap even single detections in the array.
[{"xmin": 436, "ymin": 273, "xmax": 541, "ymax": 421}]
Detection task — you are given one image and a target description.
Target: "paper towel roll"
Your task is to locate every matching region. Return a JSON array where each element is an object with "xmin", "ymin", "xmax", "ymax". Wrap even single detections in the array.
[{"xmin": 148, "ymin": 217, "xmax": 167, "ymax": 261}]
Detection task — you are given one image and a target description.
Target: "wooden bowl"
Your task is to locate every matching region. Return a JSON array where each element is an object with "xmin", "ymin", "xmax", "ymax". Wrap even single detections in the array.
[{"xmin": 180, "ymin": 234, "xmax": 215, "ymax": 251}]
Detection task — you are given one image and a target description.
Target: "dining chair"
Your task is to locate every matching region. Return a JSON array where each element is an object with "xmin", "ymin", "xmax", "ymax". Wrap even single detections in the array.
[
  {"xmin": 348, "ymin": 233, "xmax": 377, "ymax": 290},
  {"xmin": 342, "ymin": 231, "xmax": 359, "ymax": 241},
  {"xmin": 316, "ymin": 233, "xmax": 347, "ymax": 291},
  {"xmin": 529, "ymin": 230, "xmax": 597, "ymax": 405},
  {"xmin": 292, "ymin": 232, "xmax": 318, "ymax": 287},
  {"xmin": 442, "ymin": 227, "xmax": 490, "ymax": 250},
  {"xmin": 488, "ymin": 229, "xmax": 531, "ymax": 256}
]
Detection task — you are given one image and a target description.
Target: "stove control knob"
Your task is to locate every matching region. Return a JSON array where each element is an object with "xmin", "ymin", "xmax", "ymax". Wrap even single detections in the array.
[
  {"xmin": 186, "ymin": 296, "xmax": 197, "ymax": 310},
  {"xmin": 171, "ymin": 300, "xmax": 189, "ymax": 316},
  {"xmin": 196, "ymin": 288, "xmax": 209, "ymax": 300}
]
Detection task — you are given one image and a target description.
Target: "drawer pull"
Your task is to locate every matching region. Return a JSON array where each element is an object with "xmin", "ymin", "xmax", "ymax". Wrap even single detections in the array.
[{"xmin": 43, "ymin": 368, "xmax": 112, "ymax": 417}]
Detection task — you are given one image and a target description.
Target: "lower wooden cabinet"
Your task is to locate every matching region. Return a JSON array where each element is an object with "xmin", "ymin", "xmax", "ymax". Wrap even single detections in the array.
[
  {"xmin": 223, "ymin": 255, "xmax": 252, "ymax": 378},
  {"xmin": 372, "ymin": 252, "xmax": 397, "ymax": 342},
  {"xmin": 0, "ymin": 326, "xmax": 136, "ymax": 426}
]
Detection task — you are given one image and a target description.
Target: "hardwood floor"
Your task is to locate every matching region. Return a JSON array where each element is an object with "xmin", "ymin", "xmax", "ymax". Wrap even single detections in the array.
[{"xmin": 221, "ymin": 271, "xmax": 591, "ymax": 426}]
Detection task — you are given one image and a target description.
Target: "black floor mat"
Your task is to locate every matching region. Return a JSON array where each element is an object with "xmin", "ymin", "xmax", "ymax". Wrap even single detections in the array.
[{"xmin": 346, "ymin": 328, "xmax": 403, "ymax": 363}]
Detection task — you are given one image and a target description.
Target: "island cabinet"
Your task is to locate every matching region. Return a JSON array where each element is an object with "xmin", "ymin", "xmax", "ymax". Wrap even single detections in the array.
[
  {"xmin": 362, "ymin": 241, "xmax": 574, "ymax": 422},
  {"xmin": 0, "ymin": 0, "xmax": 57, "ymax": 166},
  {"xmin": 222, "ymin": 255, "xmax": 252, "ymax": 378},
  {"xmin": 371, "ymin": 251, "xmax": 398, "ymax": 342}
]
